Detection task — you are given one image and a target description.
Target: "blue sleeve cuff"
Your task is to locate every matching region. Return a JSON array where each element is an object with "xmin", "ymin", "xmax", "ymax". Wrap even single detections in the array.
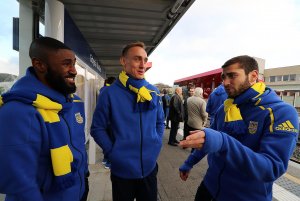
[{"xmin": 203, "ymin": 128, "xmax": 224, "ymax": 153}]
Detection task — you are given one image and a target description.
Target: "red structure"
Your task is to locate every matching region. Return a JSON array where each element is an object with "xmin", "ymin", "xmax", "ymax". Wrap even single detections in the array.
[{"xmin": 174, "ymin": 68, "xmax": 222, "ymax": 98}]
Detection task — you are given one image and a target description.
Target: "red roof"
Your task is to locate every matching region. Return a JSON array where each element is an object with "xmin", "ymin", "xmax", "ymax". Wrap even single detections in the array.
[{"xmin": 174, "ymin": 68, "xmax": 222, "ymax": 83}]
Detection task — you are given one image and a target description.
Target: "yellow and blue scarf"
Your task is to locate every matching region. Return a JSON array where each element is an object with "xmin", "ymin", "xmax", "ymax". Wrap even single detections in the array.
[
  {"xmin": 1, "ymin": 91, "xmax": 75, "ymax": 190},
  {"xmin": 119, "ymin": 71, "xmax": 159, "ymax": 112},
  {"xmin": 223, "ymin": 82, "xmax": 266, "ymax": 135}
]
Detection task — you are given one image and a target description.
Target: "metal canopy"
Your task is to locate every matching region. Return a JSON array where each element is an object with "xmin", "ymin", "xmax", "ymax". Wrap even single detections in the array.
[{"xmin": 59, "ymin": 0, "xmax": 195, "ymax": 78}]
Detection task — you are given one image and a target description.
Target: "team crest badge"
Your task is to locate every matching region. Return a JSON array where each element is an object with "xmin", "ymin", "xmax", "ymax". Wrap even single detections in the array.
[
  {"xmin": 248, "ymin": 121, "xmax": 258, "ymax": 134},
  {"xmin": 75, "ymin": 112, "xmax": 84, "ymax": 124}
]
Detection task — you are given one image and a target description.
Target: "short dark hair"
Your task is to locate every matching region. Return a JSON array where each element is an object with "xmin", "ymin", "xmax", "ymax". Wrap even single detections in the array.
[
  {"xmin": 187, "ymin": 82, "xmax": 195, "ymax": 90},
  {"xmin": 121, "ymin": 41, "xmax": 146, "ymax": 56},
  {"xmin": 29, "ymin": 37, "xmax": 72, "ymax": 61},
  {"xmin": 221, "ymin": 55, "xmax": 258, "ymax": 75},
  {"xmin": 105, "ymin": 77, "xmax": 116, "ymax": 85}
]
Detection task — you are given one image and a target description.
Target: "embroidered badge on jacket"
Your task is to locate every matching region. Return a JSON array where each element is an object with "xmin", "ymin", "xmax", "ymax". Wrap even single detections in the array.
[
  {"xmin": 248, "ymin": 121, "xmax": 258, "ymax": 134},
  {"xmin": 75, "ymin": 112, "xmax": 84, "ymax": 124}
]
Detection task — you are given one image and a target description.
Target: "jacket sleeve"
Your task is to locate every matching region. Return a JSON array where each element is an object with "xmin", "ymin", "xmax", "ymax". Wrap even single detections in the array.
[
  {"xmin": 0, "ymin": 102, "xmax": 44, "ymax": 201},
  {"xmin": 91, "ymin": 91, "xmax": 113, "ymax": 157},
  {"xmin": 203, "ymin": 105, "xmax": 299, "ymax": 182},
  {"xmin": 206, "ymin": 95, "xmax": 212, "ymax": 115},
  {"xmin": 173, "ymin": 95, "xmax": 182, "ymax": 115},
  {"xmin": 179, "ymin": 149, "xmax": 206, "ymax": 172}
]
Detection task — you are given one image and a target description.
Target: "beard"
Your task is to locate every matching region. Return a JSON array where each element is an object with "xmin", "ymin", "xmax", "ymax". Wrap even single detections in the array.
[
  {"xmin": 227, "ymin": 78, "xmax": 251, "ymax": 98},
  {"xmin": 45, "ymin": 66, "xmax": 76, "ymax": 95}
]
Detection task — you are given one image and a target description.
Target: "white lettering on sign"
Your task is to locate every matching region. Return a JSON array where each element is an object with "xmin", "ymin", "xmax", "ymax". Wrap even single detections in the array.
[{"xmin": 90, "ymin": 54, "xmax": 101, "ymax": 72}]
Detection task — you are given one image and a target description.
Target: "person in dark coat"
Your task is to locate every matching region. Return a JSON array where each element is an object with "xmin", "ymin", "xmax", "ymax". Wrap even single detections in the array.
[{"xmin": 168, "ymin": 87, "xmax": 184, "ymax": 146}]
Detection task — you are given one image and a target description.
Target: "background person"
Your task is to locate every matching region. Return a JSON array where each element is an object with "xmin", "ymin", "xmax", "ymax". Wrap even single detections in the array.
[
  {"xmin": 0, "ymin": 37, "xmax": 89, "ymax": 201},
  {"xmin": 99, "ymin": 76, "xmax": 116, "ymax": 169},
  {"xmin": 183, "ymin": 83, "xmax": 195, "ymax": 140},
  {"xmin": 179, "ymin": 55, "xmax": 299, "ymax": 201},
  {"xmin": 186, "ymin": 87, "xmax": 208, "ymax": 152},
  {"xmin": 168, "ymin": 87, "xmax": 184, "ymax": 146},
  {"xmin": 91, "ymin": 41, "xmax": 165, "ymax": 201},
  {"xmin": 206, "ymin": 84, "xmax": 227, "ymax": 126},
  {"xmin": 162, "ymin": 88, "xmax": 171, "ymax": 129}
]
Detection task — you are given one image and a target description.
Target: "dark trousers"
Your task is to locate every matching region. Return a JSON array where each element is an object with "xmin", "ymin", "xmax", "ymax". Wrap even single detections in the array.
[
  {"xmin": 169, "ymin": 121, "xmax": 180, "ymax": 143},
  {"xmin": 195, "ymin": 182, "xmax": 216, "ymax": 201},
  {"xmin": 183, "ymin": 121, "xmax": 189, "ymax": 140},
  {"xmin": 110, "ymin": 165, "xmax": 158, "ymax": 201},
  {"xmin": 163, "ymin": 107, "xmax": 170, "ymax": 127}
]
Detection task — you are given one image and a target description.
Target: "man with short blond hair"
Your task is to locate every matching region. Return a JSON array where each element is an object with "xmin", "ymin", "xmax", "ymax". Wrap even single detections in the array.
[{"xmin": 91, "ymin": 41, "xmax": 164, "ymax": 201}]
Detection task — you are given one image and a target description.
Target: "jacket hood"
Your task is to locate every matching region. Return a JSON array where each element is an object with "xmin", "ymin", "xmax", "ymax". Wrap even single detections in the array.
[{"xmin": 9, "ymin": 67, "xmax": 69, "ymax": 104}]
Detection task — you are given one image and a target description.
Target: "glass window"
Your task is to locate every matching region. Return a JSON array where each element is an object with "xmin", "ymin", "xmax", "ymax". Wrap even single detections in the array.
[
  {"xmin": 290, "ymin": 74, "xmax": 296, "ymax": 81},
  {"xmin": 276, "ymin": 75, "xmax": 282, "ymax": 81},
  {"xmin": 75, "ymin": 64, "xmax": 85, "ymax": 100},
  {"xmin": 270, "ymin": 76, "xmax": 275, "ymax": 82},
  {"xmin": 283, "ymin": 75, "xmax": 289, "ymax": 81}
]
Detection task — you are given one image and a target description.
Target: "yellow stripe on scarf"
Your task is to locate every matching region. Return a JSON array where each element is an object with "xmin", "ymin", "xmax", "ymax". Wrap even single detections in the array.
[
  {"xmin": 119, "ymin": 71, "xmax": 129, "ymax": 86},
  {"xmin": 251, "ymin": 82, "xmax": 266, "ymax": 98},
  {"xmin": 33, "ymin": 94, "xmax": 62, "ymax": 123},
  {"xmin": 50, "ymin": 145, "xmax": 74, "ymax": 176},
  {"xmin": 119, "ymin": 71, "xmax": 155, "ymax": 103},
  {"xmin": 0, "ymin": 96, "xmax": 3, "ymax": 106},
  {"xmin": 224, "ymin": 99, "xmax": 243, "ymax": 122}
]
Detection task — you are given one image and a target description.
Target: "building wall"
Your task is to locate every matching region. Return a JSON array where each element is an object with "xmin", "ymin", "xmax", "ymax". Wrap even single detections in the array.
[
  {"xmin": 264, "ymin": 65, "xmax": 300, "ymax": 109},
  {"xmin": 264, "ymin": 65, "xmax": 300, "ymax": 91}
]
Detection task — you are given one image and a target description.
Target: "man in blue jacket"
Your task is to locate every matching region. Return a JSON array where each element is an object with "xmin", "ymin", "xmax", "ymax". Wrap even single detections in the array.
[
  {"xmin": 179, "ymin": 55, "xmax": 299, "ymax": 201},
  {"xmin": 206, "ymin": 84, "xmax": 227, "ymax": 126},
  {"xmin": 0, "ymin": 37, "xmax": 89, "ymax": 201},
  {"xmin": 91, "ymin": 42, "xmax": 165, "ymax": 201}
]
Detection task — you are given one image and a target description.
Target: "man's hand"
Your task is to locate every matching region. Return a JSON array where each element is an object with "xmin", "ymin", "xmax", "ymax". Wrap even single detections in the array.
[
  {"xmin": 179, "ymin": 130, "xmax": 206, "ymax": 149},
  {"xmin": 179, "ymin": 171, "xmax": 190, "ymax": 181}
]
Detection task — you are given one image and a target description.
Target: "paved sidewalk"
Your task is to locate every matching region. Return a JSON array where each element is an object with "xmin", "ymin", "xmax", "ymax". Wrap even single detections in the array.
[
  {"xmin": 87, "ymin": 128, "xmax": 208, "ymax": 201},
  {"xmin": 86, "ymin": 128, "xmax": 300, "ymax": 201}
]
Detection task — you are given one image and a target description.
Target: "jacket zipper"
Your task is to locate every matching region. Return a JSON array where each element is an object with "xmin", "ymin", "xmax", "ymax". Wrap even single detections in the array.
[{"xmin": 139, "ymin": 106, "xmax": 144, "ymax": 177}]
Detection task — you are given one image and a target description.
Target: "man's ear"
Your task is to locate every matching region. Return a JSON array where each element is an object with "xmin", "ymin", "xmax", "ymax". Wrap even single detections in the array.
[
  {"xmin": 249, "ymin": 70, "xmax": 259, "ymax": 84},
  {"xmin": 120, "ymin": 56, "xmax": 126, "ymax": 66},
  {"xmin": 32, "ymin": 58, "xmax": 47, "ymax": 73}
]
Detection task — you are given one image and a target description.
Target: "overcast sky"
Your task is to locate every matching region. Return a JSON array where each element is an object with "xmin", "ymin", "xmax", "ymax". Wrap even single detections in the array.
[
  {"xmin": 1, "ymin": 0, "xmax": 300, "ymax": 86},
  {"xmin": 0, "ymin": 1, "xmax": 19, "ymax": 76},
  {"xmin": 147, "ymin": 0, "xmax": 300, "ymax": 85}
]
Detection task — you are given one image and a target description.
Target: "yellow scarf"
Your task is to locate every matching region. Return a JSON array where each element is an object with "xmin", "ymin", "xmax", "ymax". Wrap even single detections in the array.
[
  {"xmin": 119, "ymin": 71, "xmax": 155, "ymax": 103},
  {"xmin": 224, "ymin": 82, "xmax": 266, "ymax": 122}
]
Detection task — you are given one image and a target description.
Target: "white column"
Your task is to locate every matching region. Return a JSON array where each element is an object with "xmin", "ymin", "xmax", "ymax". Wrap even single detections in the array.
[
  {"xmin": 84, "ymin": 70, "xmax": 97, "ymax": 164},
  {"xmin": 19, "ymin": 0, "xmax": 33, "ymax": 77},
  {"xmin": 45, "ymin": 0, "xmax": 64, "ymax": 42}
]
